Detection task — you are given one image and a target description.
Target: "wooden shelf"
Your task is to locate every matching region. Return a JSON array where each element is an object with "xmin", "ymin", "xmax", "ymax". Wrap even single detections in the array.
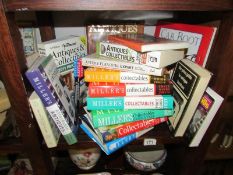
[
  {"xmin": 49, "ymin": 123, "xmax": 184, "ymax": 151},
  {"xmin": 0, "ymin": 138, "xmax": 23, "ymax": 153},
  {"xmin": 4, "ymin": 0, "xmax": 233, "ymax": 12}
]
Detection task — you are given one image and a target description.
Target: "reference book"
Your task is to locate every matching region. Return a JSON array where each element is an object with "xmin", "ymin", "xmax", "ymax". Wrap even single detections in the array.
[
  {"xmin": 185, "ymin": 87, "xmax": 223, "ymax": 147},
  {"xmin": 168, "ymin": 59, "xmax": 212, "ymax": 137},
  {"xmin": 80, "ymin": 114, "xmax": 153, "ymax": 155},
  {"xmin": 81, "ymin": 53, "xmax": 164, "ymax": 76},
  {"xmin": 154, "ymin": 22, "xmax": 217, "ymax": 67},
  {"xmin": 86, "ymin": 24, "xmax": 144, "ymax": 54},
  {"xmin": 97, "ymin": 41, "xmax": 185, "ymax": 68},
  {"xmin": 107, "ymin": 33, "xmax": 189, "ymax": 52},
  {"xmin": 29, "ymin": 91, "xmax": 61, "ymax": 148},
  {"xmin": 25, "ymin": 55, "xmax": 77, "ymax": 145}
]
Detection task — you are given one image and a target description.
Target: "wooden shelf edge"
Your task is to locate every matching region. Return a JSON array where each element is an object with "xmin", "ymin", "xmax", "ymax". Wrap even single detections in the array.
[
  {"xmin": 4, "ymin": 0, "xmax": 233, "ymax": 12},
  {"xmin": 0, "ymin": 138, "xmax": 23, "ymax": 153}
]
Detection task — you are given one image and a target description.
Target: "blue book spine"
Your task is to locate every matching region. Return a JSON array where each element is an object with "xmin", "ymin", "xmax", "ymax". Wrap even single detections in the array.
[
  {"xmin": 87, "ymin": 95, "xmax": 174, "ymax": 110},
  {"xmin": 80, "ymin": 123, "xmax": 137, "ymax": 155}
]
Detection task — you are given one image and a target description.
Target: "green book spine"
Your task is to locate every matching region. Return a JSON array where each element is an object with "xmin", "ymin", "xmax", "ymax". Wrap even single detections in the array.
[{"xmin": 91, "ymin": 109, "xmax": 174, "ymax": 128}]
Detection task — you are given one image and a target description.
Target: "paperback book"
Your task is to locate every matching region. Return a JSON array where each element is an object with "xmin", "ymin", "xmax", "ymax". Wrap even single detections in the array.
[
  {"xmin": 87, "ymin": 95, "xmax": 174, "ymax": 110},
  {"xmin": 84, "ymin": 68, "xmax": 169, "ymax": 84},
  {"xmin": 185, "ymin": 87, "xmax": 223, "ymax": 147},
  {"xmin": 88, "ymin": 82, "xmax": 173, "ymax": 97},
  {"xmin": 97, "ymin": 41, "xmax": 185, "ymax": 68},
  {"xmin": 80, "ymin": 114, "xmax": 153, "ymax": 155},
  {"xmin": 168, "ymin": 59, "xmax": 212, "ymax": 137},
  {"xmin": 86, "ymin": 24, "xmax": 144, "ymax": 54},
  {"xmin": 154, "ymin": 22, "xmax": 217, "ymax": 67},
  {"xmin": 88, "ymin": 108, "xmax": 173, "ymax": 128},
  {"xmin": 37, "ymin": 35, "xmax": 87, "ymax": 91},
  {"xmin": 81, "ymin": 53, "xmax": 164, "ymax": 76},
  {"xmin": 107, "ymin": 33, "xmax": 189, "ymax": 52},
  {"xmin": 29, "ymin": 91, "xmax": 61, "ymax": 148},
  {"xmin": 25, "ymin": 55, "xmax": 77, "ymax": 145}
]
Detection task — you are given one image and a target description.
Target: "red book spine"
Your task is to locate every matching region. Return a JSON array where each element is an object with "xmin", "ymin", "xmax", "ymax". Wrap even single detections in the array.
[{"xmin": 116, "ymin": 117, "xmax": 168, "ymax": 137}]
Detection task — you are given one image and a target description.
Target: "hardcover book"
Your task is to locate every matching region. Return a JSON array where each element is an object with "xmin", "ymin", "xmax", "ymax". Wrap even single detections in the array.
[
  {"xmin": 29, "ymin": 91, "xmax": 61, "ymax": 148},
  {"xmin": 185, "ymin": 87, "xmax": 223, "ymax": 147},
  {"xmin": 88, "ymin": 82, "xmax": 173, "ymax": 97},
  {"xmin": 37, "ymin": 35, "xmax": 87, "ymax": 91},
  {"xmin": 154, "ymin": 22, "xmax": 217, "ymax": 67},
  {"xmin": 87, "ymin": 95, "xmax": 174, "ymax": 110},
  {"xmin": 97, "ymin": 41, "xmax": 185, "ymax": 68},
  {"xmin": 81, "ymin": 53, "xmax": 164, "ymax": 76},
  {"xmin": 107, "ymin": 33, "xmax": 189, "ymax": 52},
  {"xmin": 84, "ymin": 67, "xmax": 168, "ymax": 84},
  {"xmin": 88, "ymin": 108, "xmax": 173, "ymax": 128},
  {"xmin": 86, "ymin": 24, "xmax": 144, "ymax": 54},
  {"xmin": 99, "ymin": 117, "xmax": 168, "ymax": 143},
  {"xmin": 80, "ymin": 114, "xmax": 153, "ymax": 155},
  {"xmin": 25, "ymin": 55, "xmax": 77, "ymax": 145},
  {"xmin": 168, "ymin": 59, "xmax": 212, "ymax": 137}
]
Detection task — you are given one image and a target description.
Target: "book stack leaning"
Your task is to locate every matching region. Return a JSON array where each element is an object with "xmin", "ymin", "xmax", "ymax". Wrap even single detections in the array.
[{"xmin": 80, "ymin": 33, "xmax": 189, "ymax": 155}]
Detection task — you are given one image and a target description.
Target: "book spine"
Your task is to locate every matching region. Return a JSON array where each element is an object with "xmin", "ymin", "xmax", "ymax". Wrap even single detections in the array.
[
  {"xmin": 29, "ymin": 93, "xmax": 60, "ymax": 148},
  {"xmin": 81, "ymin": 56, "xmax": 163, "ymax": 76},
  {"xmin": 88, "ymin": 82, "xmax": 173, "ymax": 97},
  {"xmin": 87, "ymin": 95, "xmax": 174, "ymax": 110},
  {"xmin": 92, "ymin": 109, "xmax": 173, "ymax": 128},
  {"xmin": 84, "ymin": 69, "xmax": 151, "ymax": 83},
  {"xmin": 37, "ymin": 43, "xmax": 46, "ymax": 56},
  {"xmin": 98, "ymin": 41, "xmax": 169, "ymax": 68},
  {"xmin": 25, "ymin": 70, "xmax": 77, "ymax": 145},
  {"xmin": 100, "ymin": 117, "xmax": 168, "ymax": 142}
]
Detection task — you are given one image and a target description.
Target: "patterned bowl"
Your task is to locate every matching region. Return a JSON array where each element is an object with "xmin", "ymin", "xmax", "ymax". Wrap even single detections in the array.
[{"xmin": 125, "ymin": 147, "xmax": 167, "ymax": 172}]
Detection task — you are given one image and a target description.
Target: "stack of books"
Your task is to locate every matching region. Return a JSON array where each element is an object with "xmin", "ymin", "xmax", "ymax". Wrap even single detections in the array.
[{"xmin": 79, "ymin": 33, "xmax": 190, "ymax": 154}]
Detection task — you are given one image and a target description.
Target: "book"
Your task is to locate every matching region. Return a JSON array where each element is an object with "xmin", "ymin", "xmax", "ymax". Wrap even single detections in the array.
[
  {"xmin": 86, "ymin": 24, "xmax": 144, "ymax": 54},
  {"xmin": 98, "ymin": 117, "xmax": 168, "ymax": 143},
  {"xmin": 107, "ymin": 33, "xmax": 189, "ymax": 52},
  {"xmin": 84, "ymin": 67, "xmax": 168, "ymax": 84},
  {"xmin": 88, "ymin": 82, "xmax": 173, "ymax": 97},
  {"xmin": 168, "ymin": 59, "xmax": 212, "ymax": 137},
  {"xmin": 88, "ymin": 107, "xmax": 173, "ymax": 128},
  {"xmin": 87, "ymin": 95, "xmax": 174, "ymax": 110},
  {"xmin": 185, "ymin": 87, "xmax": 223, "ymax": 147},
  {"xmin": 81, "ymin": 53, "xmax": 164, "ymax": 76},
  {"xmin": 154, "ymin": 22, "xmax": 217, "ymax": 67},
  {"xmin": 29, "ymin": 91, "xmax": 61, "ymax": 148},
  {"xmin": 37, "ymin": 35, "xmax": 87, "ymax": 91},
  {"xmin": 80, "ymin": 114, "xmax": 153, "ymax": 155},
  {"xmin": 25, "ymin": 52, "xmax": 40, "ymax": 68},
  {"xmin": 97, "ymin": 41, "xmax": 185, "ymax": 68},
  {"xmin": 25, "ymin": 55, "xmax": 77, "ymax": 145}
]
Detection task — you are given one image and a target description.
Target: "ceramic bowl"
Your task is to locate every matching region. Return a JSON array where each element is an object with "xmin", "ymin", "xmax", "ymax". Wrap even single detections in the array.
[
  {"xmin": 125, "ymin": 147, "xmax": 167, "ymax": 172},
  {"xmin": 68, "ymin": 147, "xmax": 101, "ymax": 170}
]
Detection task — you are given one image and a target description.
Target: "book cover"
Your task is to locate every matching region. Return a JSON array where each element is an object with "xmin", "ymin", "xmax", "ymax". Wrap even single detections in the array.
[
  {"xmin": 185, "ymin": 87, "xmax": 223, "ymax": 147},
  {"xmin": 84, "ymin": 67, "xmax": 168, "ymax": 84},
  {"xmin": 81, "ymin": 53, "xmax": 164, "ymax": 76},
  {"xmin": 29, "ymin": 91, "xmax": 61, "ymax": 148},
  {"xmin": 99, "ymin": 117, "xmax": 168, "ymax": 143},
  {"xmin": 168, "ymin": 59, "xmax": 212, "ymax": 137},
  {"xmin": 107, "ymin": 33, "xmax": 189, "ymax": 52},
  {"xmin": 37, "ymin": 35, "xmax": 87, "ymax": 91},
  {"xmin": 154, "ymin": 22, "xmax": 217, "ymax": 67},
  {"xmin": 80, "ymin": 114, "xmax": 153, "ymax": 155},
  {"xmin": 88, "ymin": 82, "xmax": 173, "ymax": 97},
  {"xmin": 89, "ymin": 108, "xmax": 173, "ymax": 128},
  {"xmin": 97, "ymin": 41, "xmax": 185, "ymax": 68},
  {"xmin": 25, "ymin": 55, "xmax": 77, "ymax": 145},
  {"xmin": 87, "ymin": 95, "xmax": 174, "ymax": 110},
  {"xmin": 86, "ymin": 24, "xmax": 144, "ymax": 54}
]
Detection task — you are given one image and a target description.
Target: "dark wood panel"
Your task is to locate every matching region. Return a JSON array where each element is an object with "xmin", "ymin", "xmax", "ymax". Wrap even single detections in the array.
[{"xmin": 4, "ymin": 0, "xmax": 233, "ymax": 12}]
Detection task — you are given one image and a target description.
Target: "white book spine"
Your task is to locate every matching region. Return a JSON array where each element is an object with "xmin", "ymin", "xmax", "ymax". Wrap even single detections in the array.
[
  {"xmin": 29, "ymin": 92, "xmax": 60, "ymax": 148},
  {"xmin": 119, "ymin": 72, "xmax": 151, "ymax": 83},
  {"xmin": 82, "ymin": 56, "xmax": 163, "ymax": 76},
  {"xmin": 125, "ymin": 84, "xmax": 155, "ymax": 96}
]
